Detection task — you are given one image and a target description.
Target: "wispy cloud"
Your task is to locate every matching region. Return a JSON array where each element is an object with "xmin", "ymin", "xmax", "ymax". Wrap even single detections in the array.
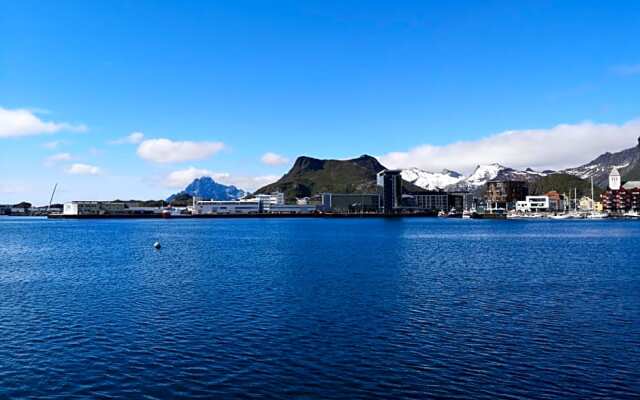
[
  {"xmin": 66, "ymin": 163, "xmax": 102, "ymax": 176},
  {"xmin": 42, "ymin": 140, "xmax": 65, "ymax": 149},
  {"xmin": 0, "ymin": 183, "xmax": 28, "ymax": 194},
  {"xmin": 261, "ymin": 152, "xmax": 289, "ymax": 166},
  {"xmin": 610, "ymin": 64, "xmax": 640, "ymax": 76},
  {"xmin": 137, "ymin": 138, "xmax": 225, "ymax": 163},
  {"xmin": 110, "ymin": 131, "xmax": 145, "ymax": 145},
  {"xmin": 379, "ymin": 119, "xmax": 640, "ymax": 174},
  {"xmin": 44, "ymin": 152, "xmax": 73, "ymax": 167},
  {"xmin": 0, "ymin": 107, "xmax": 87, "ymax": 138},
  {"xmin": 164, "ymin": 167, "xmax": 228, "ymax": 188},
  {"xmin": 163, "ymin": 166, "xmax": 278, "ymax": 192}
]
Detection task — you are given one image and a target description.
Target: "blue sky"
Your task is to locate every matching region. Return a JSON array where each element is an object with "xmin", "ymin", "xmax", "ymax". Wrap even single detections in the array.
[{"xmin": 2, "ymin": 1, "xmax": 640, "ymax": 204}]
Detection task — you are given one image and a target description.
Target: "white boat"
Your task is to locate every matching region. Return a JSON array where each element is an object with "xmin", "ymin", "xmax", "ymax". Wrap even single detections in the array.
[
  {"xmin": 462, "ymin": 210, "xmax": 472, "ymax": 219},
  {"xmin": 587, "ymin": 212, "xmax": 608, "ymax": 219},
  {"xmin": 585, "ymin": 177, "xmax": 608, "ymax": 219},
  {"xmin": 623, "ymin": 210, "xmax": 640, "ymax": 218},
  {"xmin": 549, "ymin": 213, "xmax": 572, "ymax": 220}
]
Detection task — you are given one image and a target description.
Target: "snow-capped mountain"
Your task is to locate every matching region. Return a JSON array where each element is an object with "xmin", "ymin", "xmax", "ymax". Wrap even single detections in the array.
[
  {"xmin": 563, "ymin": 138, "xmax": 640, "ymax": 188},
  {"xmin": 464, "ymin": 163, "xmax": 504, "ymax": 187},
  {"xmin": 446, "ymin": 163, "xmax": 550, "ymax": 192},
  {"xmin": 401, "ymin": 168, "xmax": 464, "ymax": 190},
  {"xmin": 402, "ymin": 163, "xmax": 550, "ymax": 193}
]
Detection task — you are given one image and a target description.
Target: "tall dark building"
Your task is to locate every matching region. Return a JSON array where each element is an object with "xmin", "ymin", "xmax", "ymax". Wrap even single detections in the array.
[
  {"xmin": 377, "ymin": 170, "xmax": 403, "ymax": 214},
  {"xmin": 485, "ymin": 180, "xmax": 528, "ymax": 208},
  {"xmin": 321, "ymin": 193, "xmax": 380, "ymax": 213}
]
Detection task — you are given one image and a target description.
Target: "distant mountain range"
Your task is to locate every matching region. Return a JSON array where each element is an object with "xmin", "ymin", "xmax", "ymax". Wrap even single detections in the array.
[
  {"xmin": 403, "ymin": 163, "xmax": 550, "ymax": 194},
  {"xmin": 166, "ymin": 176, "xmax": 246, "ymax": 202},
  {"xmin": 171, "ymin": 138, "xmax": 640, "ymax": 203}
]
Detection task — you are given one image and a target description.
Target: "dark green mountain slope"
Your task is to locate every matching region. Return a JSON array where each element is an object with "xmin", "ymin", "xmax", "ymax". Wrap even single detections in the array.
[
  {"xmin": 528, "ymin": 173, "xmax": 602, "ymax": 198},
  {"xmin": 256, "ymin": 155, "xmax": 385, "ymax": 200}
]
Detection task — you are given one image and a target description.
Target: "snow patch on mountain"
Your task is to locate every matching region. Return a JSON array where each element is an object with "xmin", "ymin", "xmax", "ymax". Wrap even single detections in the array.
[
  {"xmin": 401, "ymin": 168, "xmax": 464, "ymax": 190},
  {"xmin": 464, "ymin": 163, "xmax": 504, "ymax": 186}
]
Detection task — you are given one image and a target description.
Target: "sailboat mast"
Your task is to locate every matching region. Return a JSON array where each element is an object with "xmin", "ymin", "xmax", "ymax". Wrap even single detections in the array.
[
  {"xmin": 47, "ymin": 183, "xmax": 58, "ymax": 212},
  {"xmin": 591, "ymin": 176, "xmax": 594, "ymax": 211}
]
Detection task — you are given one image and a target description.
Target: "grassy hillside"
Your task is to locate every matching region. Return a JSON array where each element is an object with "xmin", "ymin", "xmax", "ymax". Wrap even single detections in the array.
[{"xmin": 256, "ymin": 155, "xmax": 386, "ymax": 201}]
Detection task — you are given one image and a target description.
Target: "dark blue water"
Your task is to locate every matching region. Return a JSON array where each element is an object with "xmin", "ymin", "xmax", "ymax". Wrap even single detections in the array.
[{"xmin": 1, "ymin": 217, "xmax": 639, "ymax": 399}]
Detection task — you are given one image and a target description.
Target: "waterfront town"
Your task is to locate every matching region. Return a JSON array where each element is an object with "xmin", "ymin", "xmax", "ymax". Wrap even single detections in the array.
[{"xmin": 3, "ymin": 166, "xmax": 639, "ymax": 220}]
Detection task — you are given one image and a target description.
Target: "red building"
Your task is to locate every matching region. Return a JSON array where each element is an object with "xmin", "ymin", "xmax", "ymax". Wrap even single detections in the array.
[
  {"xmin": 601, "ymin": 182, "xmax": 640, "ymax": 212},
  {"xmin": 600, "ymin": 167, "xmax": 640, "ymax": 212}
]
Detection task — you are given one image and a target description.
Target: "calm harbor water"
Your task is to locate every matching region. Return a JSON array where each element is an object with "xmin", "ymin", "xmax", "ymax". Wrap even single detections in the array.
[{"xmin": 1, "ymin": 216, "xmax": 639, "ymax": 399}]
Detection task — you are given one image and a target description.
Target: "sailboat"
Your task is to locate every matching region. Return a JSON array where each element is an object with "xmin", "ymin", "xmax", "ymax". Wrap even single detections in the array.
[
  {"xmin": 587, "ymin": 177, "xmax": 608, "ymax": 219},
  {"xmin": 549, "ymin": 191, "xmax": 572, "ymax": 219}
]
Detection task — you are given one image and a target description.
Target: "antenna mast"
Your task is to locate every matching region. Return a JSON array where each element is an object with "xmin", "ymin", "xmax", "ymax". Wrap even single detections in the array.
[{"xmin": 48, "ymin": 183, "xmax": 58, "ymax": 212}]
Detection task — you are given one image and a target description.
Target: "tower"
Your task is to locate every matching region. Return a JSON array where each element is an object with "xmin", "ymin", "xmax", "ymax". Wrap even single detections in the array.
[
  {"xmin": 377, "ymin": 170, "xmax": 403, "ymax": 214},
  {"xmin": 609, "ymin": 167, "xmax": 621, "ymax": 191}
]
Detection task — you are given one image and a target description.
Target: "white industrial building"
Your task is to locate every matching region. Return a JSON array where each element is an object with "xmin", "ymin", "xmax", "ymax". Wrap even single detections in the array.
[
  {"xmin": 63, "ymin": 201, "xmax": 127, "ymax": 215},
  {"xmin": 193, "ymin": 192, "xmax": 317, "ymax": 215},
  {"xmin": 515, "ymin": 196, "xmax": 550, "ymax": 213},
  {"xmin": 269, "ymin": 204, "xmax": 318, "ymax": 214},
  {"xmin": 192, "ymin": 199, "xmax": 261, "ymax": 215}
]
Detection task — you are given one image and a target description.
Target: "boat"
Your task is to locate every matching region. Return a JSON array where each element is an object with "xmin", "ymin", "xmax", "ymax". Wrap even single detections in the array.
[
  {"xmin": 587, "ymin": 212, "xmax": 609, "ymax": 219},
  {"xmin": 462, "ymin": 210, "xmax": 472, "ymax": 219},
  {"xmin": 447, "ymin": 208, "xmax": 462, "ymax": 218},
  {"xmin": 623, "ymin": 210, "xmax": 640, "ymax": 218},
  {"xmin": 437, "ymin": 210, "xmax": 447, "ymax": 217},
  {"xmin": 549, "ymin": 213, "xmax": 572, "ymax": 220},
  {"xmin": 584, "ymin": 177, "xmax": 606, "ymax": 219}
]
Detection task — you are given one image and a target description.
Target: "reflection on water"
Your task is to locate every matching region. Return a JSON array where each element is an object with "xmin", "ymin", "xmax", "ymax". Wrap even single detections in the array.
[{"xmin": 1, "ymin": 217, "xmax": 639, "ymax": 399}]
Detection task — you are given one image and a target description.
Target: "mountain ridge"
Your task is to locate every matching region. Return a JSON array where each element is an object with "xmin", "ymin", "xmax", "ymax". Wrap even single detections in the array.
[
  {"xmin": 562, "ymin": 138, "xmax": 640, "ymax": 187},
  {"xmin": 166, "ymin": 176, "xmax": 246, "ymax": 202}
]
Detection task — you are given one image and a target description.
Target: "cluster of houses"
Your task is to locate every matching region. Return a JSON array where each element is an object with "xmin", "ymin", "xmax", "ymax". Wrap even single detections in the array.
[
  {"xmin": 484, "ymin": 166, "xmax": 640, "ymax": 216},
  {"xmin": 599, "ymin": 167, "xmax": 640, "ymax": 212}
]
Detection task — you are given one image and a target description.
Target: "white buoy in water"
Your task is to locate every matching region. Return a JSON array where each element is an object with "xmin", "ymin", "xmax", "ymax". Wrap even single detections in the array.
[{"xmin": 153, "ymin": 241, "xmax": 161, "ymax": 250}]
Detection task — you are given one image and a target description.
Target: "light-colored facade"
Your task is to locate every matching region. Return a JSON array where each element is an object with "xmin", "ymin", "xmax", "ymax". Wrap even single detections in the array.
[
  {"xmin": 254, "ymin": 193, "xmax": 285, "ymax": 207},
  {"xmin": 514, "ymin": 196, "xmax": 550, "ymax": 212},
  {"xmin": 193, "ymin": 200, "xmax": 260, "ymax": 215},
  {"xmin": 63, "ymin": 201, "xmax": 127, "ymax": 215},
  {"xmin": 269, "ymin": 204, "xmax": 318, "ymax": 214},
  {"xmin": 192, "ymin": 192, "xmax": 315, "ymax": 215},
  {"xmin": 579, "ymin": 196, "xmax": 604, "ymax": 212},
  {"xmin": 609, "ymin": 167, "xmax": 621, "ymax": 191}
]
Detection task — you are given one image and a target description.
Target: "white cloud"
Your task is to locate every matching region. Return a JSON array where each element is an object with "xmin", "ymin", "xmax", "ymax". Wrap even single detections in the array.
[
  {"xmin": 0, "ymin": 183, "xmax": 28, "ymax": 194},
  {"xmin": 611, "ymin": 64, "xmax": 640, "ymax": 76},
  {"xmin": 44, "ymin": 152, "xmax": 72, "ymax": 167},
  {"xmin": 164, "ymin": 167, "xmax": 278, "ymax": 192},
  {"xmin": 224, "ymin": 175, "xmax": 280, "ymax": 192},
  {"xmin": 379, "ymin": 119, "xmax": 640, "ymax": 174},
  {"xmin": 0, "ymin": 107, "xmax": 87, "ymax": 138},
  {"xmin": 137, "ymin": 138, "xmax": 224, "ymax": 163},
  {"xmin": 110, "ymin": 131, "xmax": 145, "ymax": 144},
  {"xmin": 164, "ymin": 167, "xmax": 228, "ymax": 188},
  {"xmin": 66, "ymin": 163, "xmax": 102, "ymax": 176},
  {"xmin": 261, "ymin": 152, "xmax": 289, "ymax": 166},
  {"xmin": 43, "ymin": 140, "xmax": 64, "ymax": 149}
]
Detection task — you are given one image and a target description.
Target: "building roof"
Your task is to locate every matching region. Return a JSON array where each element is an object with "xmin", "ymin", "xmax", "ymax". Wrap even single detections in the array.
[
  {"xmin": 610, "ymin": 167, "xmax": 621, "ymax": 177},
  {"xmin": 545, "ymin": 190, "xmax": 561, "ymax": 199},
  {"xmin": 622, "ymin": 181, "xmax": 640, "ymax": 189}
]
